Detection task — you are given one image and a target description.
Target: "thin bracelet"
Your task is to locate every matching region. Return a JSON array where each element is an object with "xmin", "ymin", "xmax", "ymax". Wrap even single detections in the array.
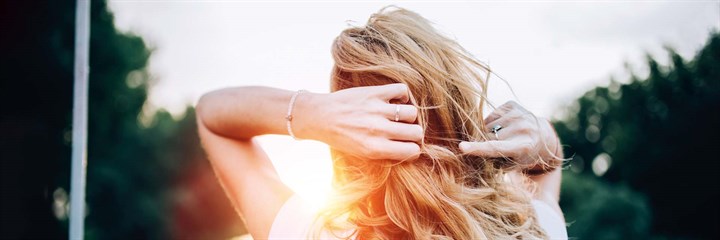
[{"xmin": 286, "ymin": 90, "xmax": 306, "ymax": 140}]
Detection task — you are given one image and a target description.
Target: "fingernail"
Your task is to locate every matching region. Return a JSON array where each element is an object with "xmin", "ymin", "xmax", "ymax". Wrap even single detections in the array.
[{"xmin": 459, "ymin": 141, "xmax": 469, "ymax": 152}]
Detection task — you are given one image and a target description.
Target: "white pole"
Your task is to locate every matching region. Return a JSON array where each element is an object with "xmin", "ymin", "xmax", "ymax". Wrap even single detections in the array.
[{"xmin": 70, "ymin": 0, "xmax": 90, "ymax": 239}]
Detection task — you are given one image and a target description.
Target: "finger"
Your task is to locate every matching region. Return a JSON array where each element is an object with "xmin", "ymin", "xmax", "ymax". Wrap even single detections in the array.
[
  {"xmin": 486, "ymin": 126, "xmax": 504, "ymax": 141},
  {"xmin": 484, "ymin": 101, "xmax": 521, "ymax": 124},
  {"xmin": 385, "ymin": 122, "xmax": 423, "ymax": 143},
  {"xmin": 458, "ymin": 140, "xmax": 528, "ymax": 159},
  {"xmin": 374, "ymin": 83, "xmax": 410, "ymax": 103},
  {"xmin": 484, "ymin": 103, "xmax": 510, "ymax": 125},
  {"xmin": 484, "ymin": 115, "xmax": 510, "ymax": 140},
  {"xmin": 485, "ymin": 117, "xmax": 505, "ymax": 132},
  {"xmin": 485, "ymin": 118, "xmax": 521, "ymax": 140},
  {"xmin": 484, "ymin": 110, "xmax": 503, "ymax": 125},
  {"xmin": 378, "ymin": 140, "xmax": 421, "ymax": 161},
  {"xmin": 385, "ymin": 104, "xmax": 418, "ymax": 123},
  {"xmin": 484, "ymin": 111, "xmax": 529, "ymax": 136}
]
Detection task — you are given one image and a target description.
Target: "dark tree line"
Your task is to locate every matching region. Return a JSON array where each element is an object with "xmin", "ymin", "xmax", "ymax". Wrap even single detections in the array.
[
  {"xmin": 556, "ymin": 33, "xmax": 720, "ymax": 239},
  {"xmin": 1, "ymin": 0, "xmax": 242, "ymax": 239}
]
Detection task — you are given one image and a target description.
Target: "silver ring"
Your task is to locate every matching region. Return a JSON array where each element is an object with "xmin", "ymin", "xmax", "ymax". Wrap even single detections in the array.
[
  {"xmin": 490, "ymin": 124, "xmax": 503, "ymax": 140},
  {"xmin": 394, "ymin": 105, "xmax": 400, "ymax": 122}
]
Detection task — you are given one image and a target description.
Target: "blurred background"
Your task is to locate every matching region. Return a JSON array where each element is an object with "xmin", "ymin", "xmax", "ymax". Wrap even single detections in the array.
[{"xmin": 1, "ymin": 0, "xmax": 718, "ymax": 239}]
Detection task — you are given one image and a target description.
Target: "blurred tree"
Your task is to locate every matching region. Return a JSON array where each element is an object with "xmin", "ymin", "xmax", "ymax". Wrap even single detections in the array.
[
  {"xmin": 1, "ymin": 0, "xmax": 76, "ymax": 238},
  {"xmin": 555, "ymin": 32, "xmax": 720, "ymax": 239},
  {"xmin": 560, "ymin": 172, "xmax": 653, "ymax": 239},
  {"xmin": 1, "ymin": 0, "xmax": 243, "ymax": 239}
]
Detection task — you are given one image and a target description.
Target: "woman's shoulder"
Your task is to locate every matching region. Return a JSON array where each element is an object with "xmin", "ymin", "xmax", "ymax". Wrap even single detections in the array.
[
  {"xmin": 269, "ymin": 194, "xmax": 354, "ymax": 240},
  {"xmin": 531, "ymin": 199, "xmax": 568, "ymax": 240},
  {"xmin": 268, "ymin": 194, "xmax": 316, "ymax": 239}
]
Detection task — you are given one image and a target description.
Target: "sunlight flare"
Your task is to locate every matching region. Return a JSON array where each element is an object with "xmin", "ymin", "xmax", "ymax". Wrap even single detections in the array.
[{"xmin": 257, "ymin": 135, "xmax": 334, "ymax": 210}]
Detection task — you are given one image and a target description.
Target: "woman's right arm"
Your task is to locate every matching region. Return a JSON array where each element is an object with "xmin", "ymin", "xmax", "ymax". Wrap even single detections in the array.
[{"xmin": 459, "ymin": 101, "xmax": 564, "ymax": 216}]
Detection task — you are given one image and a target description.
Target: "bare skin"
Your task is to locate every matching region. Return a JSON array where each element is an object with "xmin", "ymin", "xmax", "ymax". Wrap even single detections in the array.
[
  {"xmin": 196, "ymin": 85, "xmax": 563, "ymax": 239},
  {"xmin": 459, "ymin": 101, "xmax": 564, "ymax": 217},
  {"xmin": 196, "ymin": 84, "xmax": 421, "ymax": 239}
]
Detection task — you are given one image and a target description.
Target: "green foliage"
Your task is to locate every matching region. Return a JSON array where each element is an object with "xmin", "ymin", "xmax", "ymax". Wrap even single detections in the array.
[
  {"xmin": 1, "ymin": 0, "xmax": 241, "ymax": 239},
  {"xmin": 560, "ymin": 173, "xmax": 652, "ymax": 239},
  {"xmin": 555, "ymin": 32, "xmax": 720, "ymax": 239}
]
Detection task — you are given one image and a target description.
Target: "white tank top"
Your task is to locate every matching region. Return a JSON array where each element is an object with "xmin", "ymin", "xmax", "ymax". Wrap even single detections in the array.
[{"xmin": 269, "ymin": 194, "xmax": 568, "ymax": 239}]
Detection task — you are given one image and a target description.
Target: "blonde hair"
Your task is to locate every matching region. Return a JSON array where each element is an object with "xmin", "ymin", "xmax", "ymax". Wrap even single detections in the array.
[{"xmin": 316, "ymin": 7, "xmax": 547, "ymax": 239}]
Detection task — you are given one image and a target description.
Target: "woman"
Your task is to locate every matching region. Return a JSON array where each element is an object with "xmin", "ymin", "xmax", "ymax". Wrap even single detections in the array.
[{"xmin": 197, "ymin": 7, "xmax": 566, "ymax": 239}]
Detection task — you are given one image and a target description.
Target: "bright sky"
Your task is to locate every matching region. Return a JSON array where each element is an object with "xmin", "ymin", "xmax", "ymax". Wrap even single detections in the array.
[{"xmin": 110, "ymin": 0, "xmax": 719, "ymax": 207}]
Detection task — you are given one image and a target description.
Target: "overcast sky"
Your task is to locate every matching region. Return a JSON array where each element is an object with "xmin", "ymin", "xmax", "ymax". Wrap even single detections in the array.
[
  {"xmin": 109, "ymin": 0, "xmax": 719, "ymax": 118},
  {"xmin": 108, "ymin": 0, "xmax": 719, "ymax": 204}
]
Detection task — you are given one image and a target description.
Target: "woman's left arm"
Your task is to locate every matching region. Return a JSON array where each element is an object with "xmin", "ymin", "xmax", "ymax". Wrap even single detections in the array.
[
  {"xmin": 197, "ymin": 85, "xmax": 423, "ymax": 159},
  {"xmin": 196, "ymin": 84, "xmax": 422, "ymax": 239},
  {"xmin": 195, "ymin": 87, "xmax": 303, "ymax": 239}
]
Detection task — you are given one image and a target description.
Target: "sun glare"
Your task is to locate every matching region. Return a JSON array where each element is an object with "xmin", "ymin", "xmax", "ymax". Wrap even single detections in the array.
[{"xmin": 256, "ymin": 135, "xmax": 334, "ymax": 210}]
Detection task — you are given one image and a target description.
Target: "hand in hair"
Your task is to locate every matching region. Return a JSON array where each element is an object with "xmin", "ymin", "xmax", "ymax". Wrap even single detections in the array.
[
  {"xmin": 311, "ymin": 83, "xmax": 423, "ymax": 161},
  {"xmin": 195, "ymin": 83, "xmax": 422, "ymax": 239},
  {"xmin": 197, "ymin": 84, "xmax": 422, "ymax": 162},
  {"xmin": 458, "ymin": 101, "xmax": 563, "ymax": 174}
]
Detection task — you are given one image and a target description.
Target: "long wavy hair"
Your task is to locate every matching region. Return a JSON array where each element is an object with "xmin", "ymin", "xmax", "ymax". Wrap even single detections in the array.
[{"xmin": 315, "ymin": 7, "xmax": 547, "ymax": 239}]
